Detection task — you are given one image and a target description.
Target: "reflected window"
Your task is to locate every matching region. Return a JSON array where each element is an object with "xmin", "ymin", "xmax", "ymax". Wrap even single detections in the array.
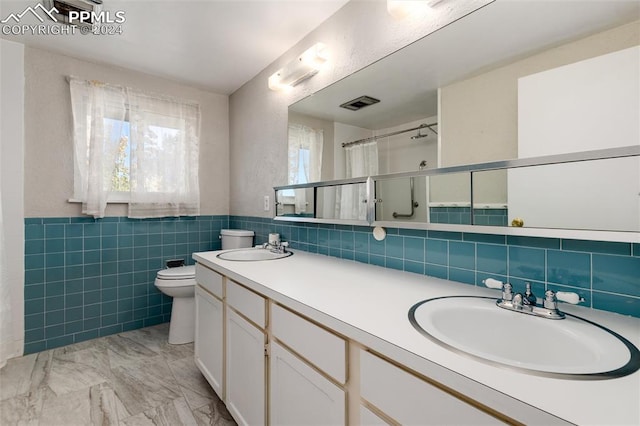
[
  {"xmin": 283, "ymin": 124, "xmax": 323, "ymax": 205},
  {"xmin": 288, "ymin": 123, "xmax": 323, "ymax": 186}
]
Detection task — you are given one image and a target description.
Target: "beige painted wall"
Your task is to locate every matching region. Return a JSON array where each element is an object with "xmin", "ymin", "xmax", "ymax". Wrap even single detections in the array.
[
  {"xmin": 229, "ymin": 0, "xmax": 492, "ymax": 217},
  {"xmin": 440, "ymin": 20, "xmax": 640, "ymax": 167},
  {"xmin": 1, "ymin": 39, "xmax": 25, "ymax": 359},
  {"xmin": 24, "ymin": 47, "xmax": 229, "ymax": 217}
]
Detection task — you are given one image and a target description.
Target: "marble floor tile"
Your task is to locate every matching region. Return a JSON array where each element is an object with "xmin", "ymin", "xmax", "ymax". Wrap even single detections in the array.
[
  {"xmin": 0, "ymin": 353, "xmax": 37, "ymax": 401},
  {"xmin": 121, "ymin": 397, "xmax": 198, "ymax": 426},
  {"xmin": 169, "ymin": 357, "xmax": 216, "ymax": 410},
  {"xmin": 0, "ymin": 350, "xmax": 53, "ymax": 402},
  {"xmin": 0, "ymin": 324, "xmax": 236, "ymax": 426},
  {"xmin": 0, "ymin": 350, "xmax": 53, "ymax": 425},
  {"xmin": 48, "ymin": 346, "xmax": 111, "ymax": 396},
  {"xmin": 89, "ymin": 382, "xmax": 130, "ymax": 425},
  {"xmin": 109, "ymin": 354, "xmax": 182, "ymax": 416},
  {"xmin": 102, "ymin": 335, "xmax": 161, "ymax": 369},
  {"xmin": 0, "ymin": 391, "xmax": 42, "ymax": 426},
  {"xmin": 121, "ymin": 325, "xmax": 194, "ymax": 363},
  {"xmin": 192, "ymin": 399, "xmax": 235, "ymax": 426},
  {"xmin": 39, "ymin": 387, "xmax": 91, "ymax": 425}
]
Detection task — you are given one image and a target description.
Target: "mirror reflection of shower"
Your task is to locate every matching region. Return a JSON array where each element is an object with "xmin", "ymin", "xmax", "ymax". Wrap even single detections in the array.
[
  {"xmin": 411, "ymin": 130, "xmax": 429, "ymax": 140},
  {"xmin": 411, "ymin": 123, "xmax": 438, "ymax": 140}
]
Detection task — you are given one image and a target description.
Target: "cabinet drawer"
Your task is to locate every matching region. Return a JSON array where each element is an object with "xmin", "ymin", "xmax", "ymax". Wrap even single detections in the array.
[
  {"xmin": 227, "ymin": 280, "xmax": 266, "ymax": 328},
  {"xmin": 271, "ymin": 304, "xmax": 346, "ymax": 383},
  {"xmin": 195, "ymin": 263, "xmax": 223, "ymax": 298},
  {"xmin": 360, "ymin": 405, "xmax": 389, "ymax": 425},
  {"xmin": 360, "ymin": 350, "xmax": 500, "ymax": 425}
]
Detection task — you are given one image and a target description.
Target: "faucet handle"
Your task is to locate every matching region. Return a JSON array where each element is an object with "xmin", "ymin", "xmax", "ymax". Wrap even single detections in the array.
[
  {"xmin": 482, "ymin": 278, "xmax": 503, "ymax": 289},
  {"xmin": 543, "ymin": 290, "xmax": 558, "ymax": 310},
  {"xmin": 482, "ymin": 278, "xmax": 513, "ymax": 301},
  {"xmin": 502, "ymin": 283, "xmax": 513, "ymax": 301},
  {"xmin": 556, "ymin": 291, "xmax": 584, "ymax": 305}
]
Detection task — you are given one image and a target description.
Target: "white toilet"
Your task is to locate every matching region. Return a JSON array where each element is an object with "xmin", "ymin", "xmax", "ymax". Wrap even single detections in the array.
[
  {"xmin": 155, "ymin": 265, "xmax": 197, "ymax": 344},
  {"xmin": 154, "ymin": 229, "xmax": 254, "ymax": 345},
  {"xmin": 220, "ymin": 229, "xmax": 255, "ymax": 249}
]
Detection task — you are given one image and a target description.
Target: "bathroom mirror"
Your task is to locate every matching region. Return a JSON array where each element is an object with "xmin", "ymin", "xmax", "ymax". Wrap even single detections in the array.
[
  {"xmin": 502, "ymin": 156, "xmax": 640, "ymax": 232},
  {"xmin": 276, "ymin": 187, "xmax": 315, "ymax": 218},
  {"xmin": 374, "ymin": 173, "xmax": 474, "ymax": 225},
  {"xmin": 274, "ymin": 145, "xmax": 640, "ymax": 238},
  {"xmin": 275, "ymin": 179, "xmax": 371, "ymax": 225},
  {"xmin": 369, "ymin": 147, "xmax": 640, "ymax": 233},
  {"xmin": 285, "ymin": 0, "xmax": 639, "ymax": 233}
]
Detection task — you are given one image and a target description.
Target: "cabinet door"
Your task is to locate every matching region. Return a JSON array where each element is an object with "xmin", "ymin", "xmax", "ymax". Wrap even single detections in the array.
[
  {"xmin": 226, "ymin": 308, "xmax": 266, "ymax": 426},
  {"xmin": 361, "ymin": 350, "xmax": 500, "ymax": 425},
  {"xmin": 194, "ymin": 285, "xmax": 224, "ymax": 398},
  {"xmin": 270, "ymin": 341, "xmax": 345, "ymax": 426}
]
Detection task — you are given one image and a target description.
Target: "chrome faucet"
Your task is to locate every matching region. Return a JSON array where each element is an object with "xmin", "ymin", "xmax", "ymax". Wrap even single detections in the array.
[
  {"xmin": 482, "ymin": 278, "xmax": 584, "ymax": 320},
  {"xmin": 262, "ymin": 240, "xmax": 289, "ymax": 254},
  {"xmin": 524, "ymin": 282, "xmax": 537, "ymax": 306}
]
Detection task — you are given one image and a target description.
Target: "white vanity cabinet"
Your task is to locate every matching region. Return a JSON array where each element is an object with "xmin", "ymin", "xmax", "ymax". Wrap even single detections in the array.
[
  {"xmin": 360, "ymin": 350, "xmax": 501, "ymax": 425},
  {"xmin": 194, "ymin": 265, "xmax": 224, "ymax": 398},
  {"xmin": 225, "ymin": 281, "xmax": 267, "ymax": 426},
  {"xmin": 270, "ymin": 304, "xmax": 346, "ymax": 425},
  {"xmin": 270, "ymin": 341, "xmax": 345, "ymax": 425}
]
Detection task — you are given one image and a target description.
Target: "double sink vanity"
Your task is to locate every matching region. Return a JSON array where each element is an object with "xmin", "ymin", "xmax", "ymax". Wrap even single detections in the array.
[
  {"xmin": 192, "ymin": 247, "xmax": 640, "ymax": 426},
  {"xmin": 193, "ymin": 6, "xmax": 640, "ymax": 423}
]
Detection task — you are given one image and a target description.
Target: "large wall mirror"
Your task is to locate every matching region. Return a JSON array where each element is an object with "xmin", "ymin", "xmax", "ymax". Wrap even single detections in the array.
[{"xmin": 285, "ymin": 0, "xmax": 639, "ymax": 233}]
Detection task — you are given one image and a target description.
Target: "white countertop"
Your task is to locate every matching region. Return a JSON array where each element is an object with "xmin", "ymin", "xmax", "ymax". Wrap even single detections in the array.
[{"xmin": 193, "ymin": 249, "xmax": 640, "ymax": 426}]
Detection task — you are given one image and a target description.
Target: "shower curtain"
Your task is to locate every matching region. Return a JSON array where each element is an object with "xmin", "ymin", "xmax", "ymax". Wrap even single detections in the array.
[
  {"xmin": 336, "ymin": 141, "xmax": 378, "ymax": 220},
  {"xmin": 0, "ymin": 144, "xmax": 12, "ymax": 369}
]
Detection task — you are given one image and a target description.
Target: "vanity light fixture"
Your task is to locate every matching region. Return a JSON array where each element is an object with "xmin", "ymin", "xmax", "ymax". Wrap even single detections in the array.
[
  {"xmin": 387, "ymin": 0, "xmax": 445, "ymax": 19},
  {"xmin": 268, "ymin": 43, "xmax": 328, "ymax": 91}
]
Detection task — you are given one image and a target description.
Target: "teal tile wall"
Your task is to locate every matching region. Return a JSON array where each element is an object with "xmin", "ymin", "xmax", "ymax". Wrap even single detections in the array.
[
  {"xmin": 428, "ymin": 207, "xmax": 508, "ymax": 226},
  {"xmin": 229, "ymin": 216, "xmax": 640, "ymax": 318},
  {"xmin": 23, "ymin": 215, "xmax": 228, "ymax": 354},
  {"xmin": 23, "ymin": 213, "xmax": 639, "ymax": 356}
]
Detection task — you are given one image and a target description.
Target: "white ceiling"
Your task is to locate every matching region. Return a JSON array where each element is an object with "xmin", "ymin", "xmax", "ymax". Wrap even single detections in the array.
[{"xmin": 0, "ymin": 0, "xmax": 349, "ymax": 94}]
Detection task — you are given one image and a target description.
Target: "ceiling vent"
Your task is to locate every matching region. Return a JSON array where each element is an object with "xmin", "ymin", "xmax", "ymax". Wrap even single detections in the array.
[
  {"xmin": 42, "ymin": 0, "xmax": 102, "ymax": 26},
  {"xmin": 339, "ymin": 95, "xmax": 380, "ymax": 111}
]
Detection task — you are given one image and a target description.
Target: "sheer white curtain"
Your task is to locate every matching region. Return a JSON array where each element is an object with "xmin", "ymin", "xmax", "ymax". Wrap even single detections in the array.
[
  {"xmin": 71, "ymin": 79, "xmax": 200, "ymax": 218},
  {"xmin": 336, "ymin": 141, "xmax": 379, "ymax": 220},
  {"xmin": 126, "ymin": 89, "xmax": 200, "ymax": 218},
  {"xmin": 0, "ymin": 144, "xmax": 11, "ymax": 368},
  {"xmin": 288, "ymin": 123, "xmax": 323, "ymax": 213},
  {"xmin": 70, "ymin": 78, "xmax": 127, "ymax": 218}
]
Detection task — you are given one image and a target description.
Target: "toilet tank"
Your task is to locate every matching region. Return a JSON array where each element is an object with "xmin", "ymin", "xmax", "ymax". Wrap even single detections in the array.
[{"xmin": 220, "ymin": 229, "xmax": 255, "ymax": 250}]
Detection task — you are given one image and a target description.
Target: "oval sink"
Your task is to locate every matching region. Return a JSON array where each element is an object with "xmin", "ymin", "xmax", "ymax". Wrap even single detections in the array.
[
  {"xmin": 216, "ymin": 248, "xmax": 293, "ymax": 261},
  {"xmin": 409, "ymin": 296, "xmax": 640, "ymax": 380}
]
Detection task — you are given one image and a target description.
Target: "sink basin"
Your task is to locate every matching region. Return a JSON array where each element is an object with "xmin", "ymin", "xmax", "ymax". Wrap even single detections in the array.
[
  {"xmin": 216, "ymin": 248, "xmax": 293, "ymax": 261},
  {"xmin": 409, "ymin": 296, "xmax": 640, "ymax": 380}
]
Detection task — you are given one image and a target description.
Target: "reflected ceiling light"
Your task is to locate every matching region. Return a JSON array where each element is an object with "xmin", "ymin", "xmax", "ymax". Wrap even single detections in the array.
[
  {"xmin": 268, "ymin": 43, "xmax": 328, "ymax": 91},
  {"xmin": 387, "ymin": 0, "xmax": 444, "ymax": 19}
]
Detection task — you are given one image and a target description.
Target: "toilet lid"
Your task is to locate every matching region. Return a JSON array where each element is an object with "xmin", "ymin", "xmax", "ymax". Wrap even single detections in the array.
[{"xmin": 157, "ymin": 265, "xmax": 196, "ymax": 279}]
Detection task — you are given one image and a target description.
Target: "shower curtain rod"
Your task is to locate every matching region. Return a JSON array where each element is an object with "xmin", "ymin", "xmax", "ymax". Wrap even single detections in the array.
[{"xmin": 341, "ymin": 122, "xmax": 438, "ymax": 148}]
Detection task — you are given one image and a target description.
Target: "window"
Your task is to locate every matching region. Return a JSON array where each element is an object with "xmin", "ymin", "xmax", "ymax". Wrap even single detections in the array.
[
  {"xmin": 69, "ymin": 78, "xmax": 200, "ymax": 218},
  {"xmin": 284, "ymin": 123, "xmax": 323, "ymax": 209},
  {"xmin": 287, "ymin": 123, "xmax": 323, "ymax": 186},
  {"xmin": 105, "ymin": 117, "xmax": 130, "ymax": 193}
]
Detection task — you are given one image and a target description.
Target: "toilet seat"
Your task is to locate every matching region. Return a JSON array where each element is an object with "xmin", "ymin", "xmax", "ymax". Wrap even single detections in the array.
[{"xmin": 156, "ymin": 265, "xmax": 195, "ymax": 280}]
